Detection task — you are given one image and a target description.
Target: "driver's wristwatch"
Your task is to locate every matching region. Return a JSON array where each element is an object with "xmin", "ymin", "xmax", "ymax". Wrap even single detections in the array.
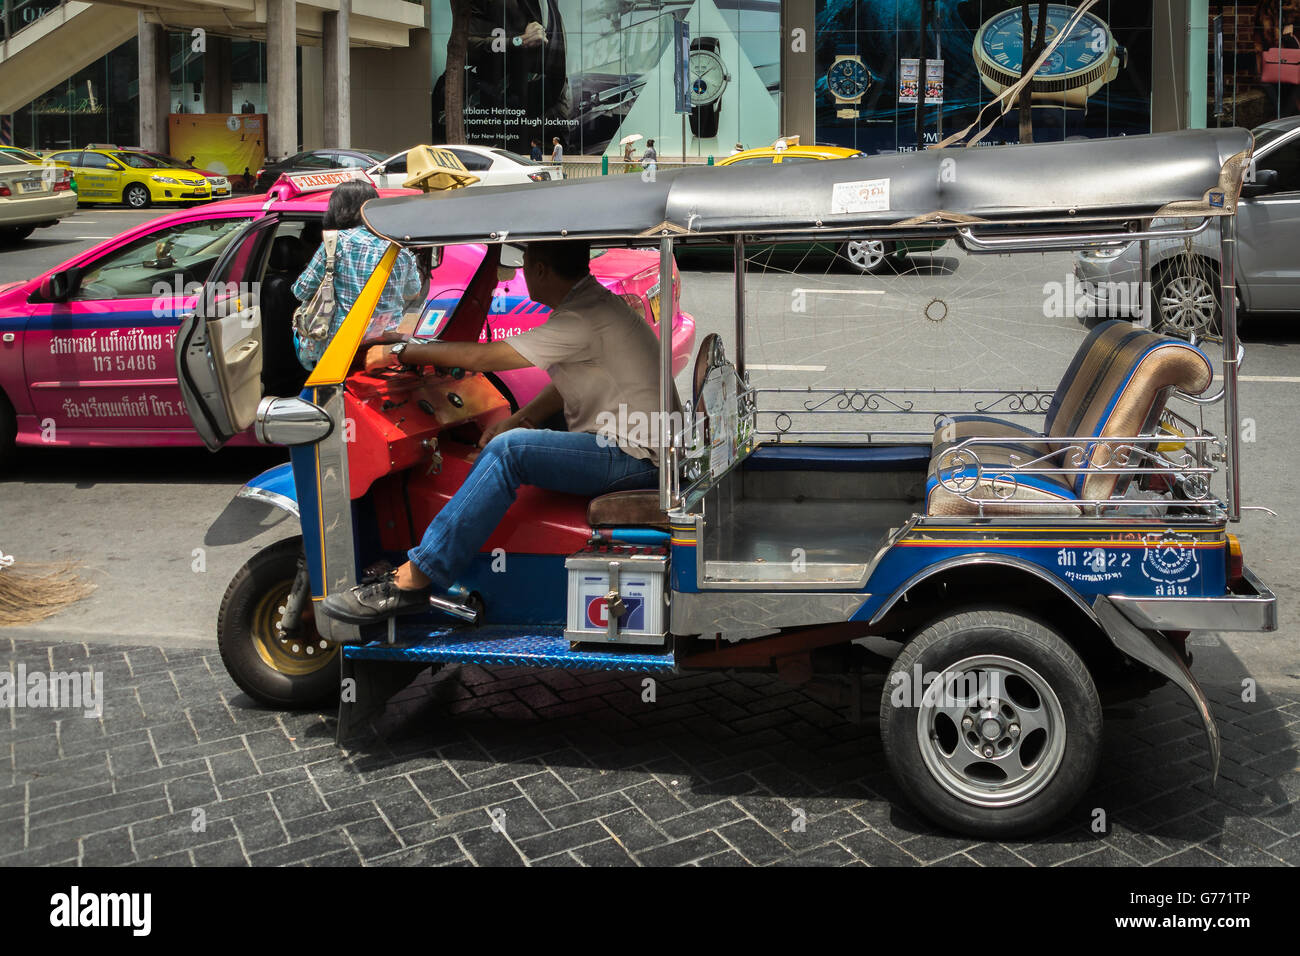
[{"xmin": 390, "ymin": 338, "xmax": 428, "ymax": 369}]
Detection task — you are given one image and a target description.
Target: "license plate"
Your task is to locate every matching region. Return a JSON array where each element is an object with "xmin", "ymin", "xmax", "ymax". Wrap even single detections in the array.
[{"xmin": 16, "ymin": 180, "xmax": 44, "ymax": 194}]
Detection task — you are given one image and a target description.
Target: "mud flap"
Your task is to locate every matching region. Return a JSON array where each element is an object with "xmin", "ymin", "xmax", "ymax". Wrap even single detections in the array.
[{"xmin": 1093, "ymin": 596, "xmax": 1220, "ymax": 784}]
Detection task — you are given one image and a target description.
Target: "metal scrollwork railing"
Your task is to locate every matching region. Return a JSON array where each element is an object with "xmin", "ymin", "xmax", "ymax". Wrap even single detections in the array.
[
  {"xmin": 932, "ymin": 432, "xmax": 1223, "ymax": 517},
  {"xmin": 802, "ymin": 389, "xmax": 916, "ymax": 414}
]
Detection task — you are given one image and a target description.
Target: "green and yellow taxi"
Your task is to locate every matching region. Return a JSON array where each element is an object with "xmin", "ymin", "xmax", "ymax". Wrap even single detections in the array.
[
  {"xmin": 713, "ymin": 138, "xmax": 946, "ymax": 274},
  {"xmin": 43, "ymin": 147, "xmax": 210, "ymax": 209},
  {"xmin": 0, "ymin": 145, "xmax": 48, "ymax": 165}
]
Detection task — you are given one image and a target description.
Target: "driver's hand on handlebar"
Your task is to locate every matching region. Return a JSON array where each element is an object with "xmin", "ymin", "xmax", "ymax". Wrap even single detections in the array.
[{"xmin": 363, "ymin": 344, "xmax": 397, "ymax": 372}]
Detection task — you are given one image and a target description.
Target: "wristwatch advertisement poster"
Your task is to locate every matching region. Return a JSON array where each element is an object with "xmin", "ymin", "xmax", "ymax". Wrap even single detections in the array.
[
  {"xmin": 812, "ymin": 1, "xmax": 1151, "ymax": 155},
  {"xmin": 429, "ymin": 0, "xmax": 782, "ymax": 157}
]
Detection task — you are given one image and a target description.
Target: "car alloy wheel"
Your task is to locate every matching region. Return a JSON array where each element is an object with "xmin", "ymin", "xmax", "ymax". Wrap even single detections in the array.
[
  {"xmin": 844, "ymin": 239, "xmax": 892, "ymax": 274},
  {"xmin": 124, "ymin": 183, "xmax": 150, "ymax": 209},
  {"xmin": 1154, "ymin": 262, "xmax": 1220, "ymax": 338}
]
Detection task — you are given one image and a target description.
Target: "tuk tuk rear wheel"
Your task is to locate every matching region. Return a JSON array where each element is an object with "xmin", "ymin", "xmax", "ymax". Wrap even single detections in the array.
[
  {"xmin": 218, "ymin": 536, "xmax": 339, "ymax": 708},
  {"xmin": 880, "ymin": 608, "xmax": 1101, "ymax": 838}
]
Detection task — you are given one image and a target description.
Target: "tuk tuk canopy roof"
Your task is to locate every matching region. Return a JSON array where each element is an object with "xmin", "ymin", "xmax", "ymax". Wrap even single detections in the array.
[{"xmin": 360, "ymin": 128, "xmax": 1253, "ymax": 246}]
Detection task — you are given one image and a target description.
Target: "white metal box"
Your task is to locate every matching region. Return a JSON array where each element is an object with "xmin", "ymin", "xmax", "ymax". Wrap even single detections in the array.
[{"xmin": 565, "ymin": 546, "xmax": 669, "ymax": 646}]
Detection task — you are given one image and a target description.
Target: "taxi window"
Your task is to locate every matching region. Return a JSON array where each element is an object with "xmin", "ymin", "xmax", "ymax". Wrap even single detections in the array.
[
  {"xmin": 724, "ymin": 156, "xmax": 776, "ymax": 167},
  {"xmin": 49, "ymin": 151, "xmax": 82, "ymax": 165},
  {"xmin": 777, "ymin": 155, "xmax": 820, "ymax": 164},
  {"xmin": 335, "ymin": 153, "xmax": 371, "ymax": 169},
  {"xmin": 115, "ymin": 152, "xmax": 164, "ymax": 169},
  {"xmin": 80, "ymin": 153, "xmax": 116, "ymax": 170},
  {"xmin": 72, "ymin": 217, "xmax": 255, "ymax": 301}
]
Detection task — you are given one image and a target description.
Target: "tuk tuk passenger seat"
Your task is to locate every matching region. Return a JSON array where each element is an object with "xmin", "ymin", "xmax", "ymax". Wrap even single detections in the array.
[{"xmin": 927, "ymin": 320, "xmax": 1213, "ymax": 516}]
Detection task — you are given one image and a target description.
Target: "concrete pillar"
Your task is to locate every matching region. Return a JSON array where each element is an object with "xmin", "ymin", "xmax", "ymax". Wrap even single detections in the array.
[
  {"xmin": 266, "ymin": 0, "xmax": 297, "ymax": 160},
  {"xmin": 301, "ymin": 45, "xmax": 324, "ymax": 150},
  {"xmin": 323, "ymin": 0, "xmax": 351, "ymax": 147},
  {"xmin": 204, "ymin": 36, "xmax": 233, "ymax": 115},
  {"xmin": 781, "ymin": 0, "xmax": 816, "ymax": 148},
  {"xmin": 137, "ymin": 13, "xmax": 170, "ymax": 152}
]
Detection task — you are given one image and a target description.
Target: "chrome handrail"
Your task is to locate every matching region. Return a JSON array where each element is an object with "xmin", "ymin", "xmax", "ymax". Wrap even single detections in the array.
[{"xmin": 956, "ymin": 218, "xmax": 1211, "ymax": 253}]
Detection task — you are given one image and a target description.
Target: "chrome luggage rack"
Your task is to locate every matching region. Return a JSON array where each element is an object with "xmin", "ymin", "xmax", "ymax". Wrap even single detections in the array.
[{"xmin": 747, "ymin": 385, "xmax": 1226, "ymax": 521}]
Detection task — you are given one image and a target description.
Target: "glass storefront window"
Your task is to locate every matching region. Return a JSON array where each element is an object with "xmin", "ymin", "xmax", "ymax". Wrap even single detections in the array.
[
  {"xmin": 430, "ymin": 0, "xmax": 782, "ymax": 157},
  {"xmin": 1209, "ymin": 2, "xmax": 1300, "ymax": 127}
]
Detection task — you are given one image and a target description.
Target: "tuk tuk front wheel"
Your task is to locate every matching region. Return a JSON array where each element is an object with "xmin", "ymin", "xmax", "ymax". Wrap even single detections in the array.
[
  {"xmin": 218, "ymin": 536, "xmax": 339, "ymax": 709},
  {"xmin": 880, "ymin": 608, "xmax": 1101, "ymax": 838}
]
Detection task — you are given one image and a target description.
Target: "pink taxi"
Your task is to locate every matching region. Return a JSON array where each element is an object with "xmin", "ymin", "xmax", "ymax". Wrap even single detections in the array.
[{"xmin": 0, "ymin": 173, "xmax": 695, "ymax": 467}]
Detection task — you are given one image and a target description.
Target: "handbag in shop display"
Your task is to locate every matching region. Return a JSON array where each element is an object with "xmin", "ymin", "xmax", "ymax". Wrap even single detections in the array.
[
  {"xmin": 1262, "ymin": 47, "xmax": 1300, "ymax": 86},
  {"xmin": 294, "ymin": 231, "xmax": 339, "ymax": 342}
]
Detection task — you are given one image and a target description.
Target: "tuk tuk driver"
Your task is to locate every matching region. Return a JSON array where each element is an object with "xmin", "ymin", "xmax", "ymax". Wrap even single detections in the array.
[{"xmin": 319, "ymin": 239, "xmax": 676, "ymax": 627}]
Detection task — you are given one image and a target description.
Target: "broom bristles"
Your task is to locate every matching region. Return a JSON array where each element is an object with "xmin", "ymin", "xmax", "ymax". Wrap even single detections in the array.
[{"xmin": 0, "ymin": 560, "xmax": 97, "ymax": 627}]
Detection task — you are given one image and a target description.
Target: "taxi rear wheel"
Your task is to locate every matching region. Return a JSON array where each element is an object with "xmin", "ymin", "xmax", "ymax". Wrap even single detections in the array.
[
  {"xmin": 123, "ymin": 183, "xmax": 151, "ymax": 209},
  {"xmin": 0, "ymin": 390, "xmax": 16, "ymax": 472},
  {"xmin": 0, "ymin": 225, "xmax": 36, "ymax": 244},
  {"xmin": 218, "ymin": 536, "xmax": 339, "ymax": 709},
  {"xmin": 880, "ymin": 608, "xmax": 1102, "ymax": 838}
]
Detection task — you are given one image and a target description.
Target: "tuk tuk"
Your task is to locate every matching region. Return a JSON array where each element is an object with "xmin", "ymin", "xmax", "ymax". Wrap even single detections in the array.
[{"xmin": 176, "ymin": 126, "xmax": 1276, "ymax": 838}]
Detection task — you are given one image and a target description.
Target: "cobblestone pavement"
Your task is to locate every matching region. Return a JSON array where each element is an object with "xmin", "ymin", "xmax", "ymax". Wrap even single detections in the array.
[{"xmin": 2, "ymin": 636, "xmax": 1298, "ymax": 867}]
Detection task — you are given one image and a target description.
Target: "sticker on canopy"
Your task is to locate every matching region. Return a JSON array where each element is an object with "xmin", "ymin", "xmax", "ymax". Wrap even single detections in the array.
[{"xmin": 831, "ymin": 178, "xmax": 891, "ymax": 215}]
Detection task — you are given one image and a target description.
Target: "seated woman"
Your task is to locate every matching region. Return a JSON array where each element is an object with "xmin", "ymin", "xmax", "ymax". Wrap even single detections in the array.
[{"xmin": 291, "ymin": 180, "xmax": 424, "ymax": 370}]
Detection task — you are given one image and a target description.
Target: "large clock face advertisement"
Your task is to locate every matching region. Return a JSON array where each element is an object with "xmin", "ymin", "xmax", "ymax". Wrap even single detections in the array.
[
  {"xmin": 430, "ymin": 0, "xmax": 782, "ymax": 157},
  {"xmin": 814, "ymin": 0, "xmax": 1153, "ymax": 154}
]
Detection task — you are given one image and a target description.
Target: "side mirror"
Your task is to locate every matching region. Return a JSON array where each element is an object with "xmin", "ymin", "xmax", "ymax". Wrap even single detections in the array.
[
  {"xmin": 37, "ymin": 269, "xmax": 76, "ymax": 303},
  {"xmin": 1243, "ymin": 168, "xmax": 1280, "ymax": 196},
  {"xmin": 106, "ymin": 161, "xmax": 123, "ymax": 170}
]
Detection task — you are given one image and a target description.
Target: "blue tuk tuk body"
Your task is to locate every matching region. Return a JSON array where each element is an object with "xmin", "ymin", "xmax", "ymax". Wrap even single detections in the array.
[{"xmin": 188, "ymin": 127, "xmax": 1277, "ymax": 837}]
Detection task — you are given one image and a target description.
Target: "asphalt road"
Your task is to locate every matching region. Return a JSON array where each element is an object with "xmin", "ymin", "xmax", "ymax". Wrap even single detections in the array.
[{"xmin": 0, "ymin": 213, "xmax": 1296, "ymax": 692}]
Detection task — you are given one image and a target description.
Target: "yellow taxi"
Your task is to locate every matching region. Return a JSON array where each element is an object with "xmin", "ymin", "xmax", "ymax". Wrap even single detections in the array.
[
  {"xmin": 714, "ymin": 138, "xmax": 864, "ymax": 168},
  {"xmin": 43, "ymin": 146, "xmax": 211, "ymax": 209},
  {"xmin": 714, "ymin": 137, "xmax": 943, "ymax": 274}
]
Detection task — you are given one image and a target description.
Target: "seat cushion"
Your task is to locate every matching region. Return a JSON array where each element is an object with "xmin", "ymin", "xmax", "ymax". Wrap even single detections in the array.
[
  {"xmin": 927, "ymin": 437, "xmax": 1081, "ymax": 517},
  {"xmin": 587, "ymin": 490, "xmax": 670, "ymax": 530},
  {"xmin": 931, "ymin": 415, "xmax": 1053, "ymax": 462},
  {"xmin": 1043, "ymin": 321, "xmax": 1212, "ymax": 499}
]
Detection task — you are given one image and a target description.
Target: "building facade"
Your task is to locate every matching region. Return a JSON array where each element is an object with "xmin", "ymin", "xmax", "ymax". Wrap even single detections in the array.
[{"xmin": 1, "ymin": 2, "xmax": 1296, "ymax": 162}]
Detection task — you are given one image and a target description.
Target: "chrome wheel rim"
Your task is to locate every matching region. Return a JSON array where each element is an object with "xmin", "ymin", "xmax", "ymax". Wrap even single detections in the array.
[
  {"xmin": 1158, "ymin": 273, "xmax": 1218, "ymax": 335},
  {"xmin": 915, "ymin": 654, "xmax": 1067, "ymax": 808},
  {"xmin": 846, "ymin": 239, "xmax": 886, "ymax": 271},
  {"xmin": 126, "ymin": 187, "xmax": 147, "ymax": 208}
]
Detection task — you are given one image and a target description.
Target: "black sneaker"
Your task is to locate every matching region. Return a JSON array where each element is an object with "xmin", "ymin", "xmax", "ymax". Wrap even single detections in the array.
[{"xmin": 318, "ymin": 574, "xmax": 430, "ymax": 626}]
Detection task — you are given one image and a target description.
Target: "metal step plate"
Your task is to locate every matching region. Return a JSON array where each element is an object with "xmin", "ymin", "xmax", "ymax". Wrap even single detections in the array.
[{"xmin": 343, "ymin": 624, "xmax": 677, "ymax": 672}]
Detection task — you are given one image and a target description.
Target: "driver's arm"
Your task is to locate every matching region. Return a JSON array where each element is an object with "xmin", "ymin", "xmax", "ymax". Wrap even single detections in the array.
[{"xmin": 365, "ymin": 339, "xmax": 532, "ymax": 373}]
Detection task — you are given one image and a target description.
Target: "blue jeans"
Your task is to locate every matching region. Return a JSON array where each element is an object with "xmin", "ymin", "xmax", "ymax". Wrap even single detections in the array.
[{"xmin": 407, "ymin": 428, "xmax": 659, "ymax": 590}]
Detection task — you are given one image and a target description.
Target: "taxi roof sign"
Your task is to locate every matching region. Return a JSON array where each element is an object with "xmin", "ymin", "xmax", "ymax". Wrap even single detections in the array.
[
  {"xmin": 268, "ymin": 167, "xmax": 374, "ymax": 201},
  {"xmin": 402, "ymin": 145, "xmax": 479, "ymax": 192}
]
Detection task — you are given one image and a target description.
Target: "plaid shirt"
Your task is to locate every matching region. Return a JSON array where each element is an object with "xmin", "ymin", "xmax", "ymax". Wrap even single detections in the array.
[{"xmin": 291, "ymin": 226, "xmax": 422, "ymax": 369}]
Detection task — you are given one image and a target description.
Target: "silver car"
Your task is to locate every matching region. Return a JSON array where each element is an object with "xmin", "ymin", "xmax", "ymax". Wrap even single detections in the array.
[
  {"xmin": 0, "ymin": 153, "xmax": 77, "ymax": 244},
  {"xmin": 1075, "ymin": 116, "xmax": 1300, "ymax": 336}
]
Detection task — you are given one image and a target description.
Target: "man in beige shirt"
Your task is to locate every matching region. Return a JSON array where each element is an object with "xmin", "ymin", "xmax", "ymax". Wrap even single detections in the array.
[{"xmin": 320, "ymin": 239, "xmax": 673, "ymax": 627}]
